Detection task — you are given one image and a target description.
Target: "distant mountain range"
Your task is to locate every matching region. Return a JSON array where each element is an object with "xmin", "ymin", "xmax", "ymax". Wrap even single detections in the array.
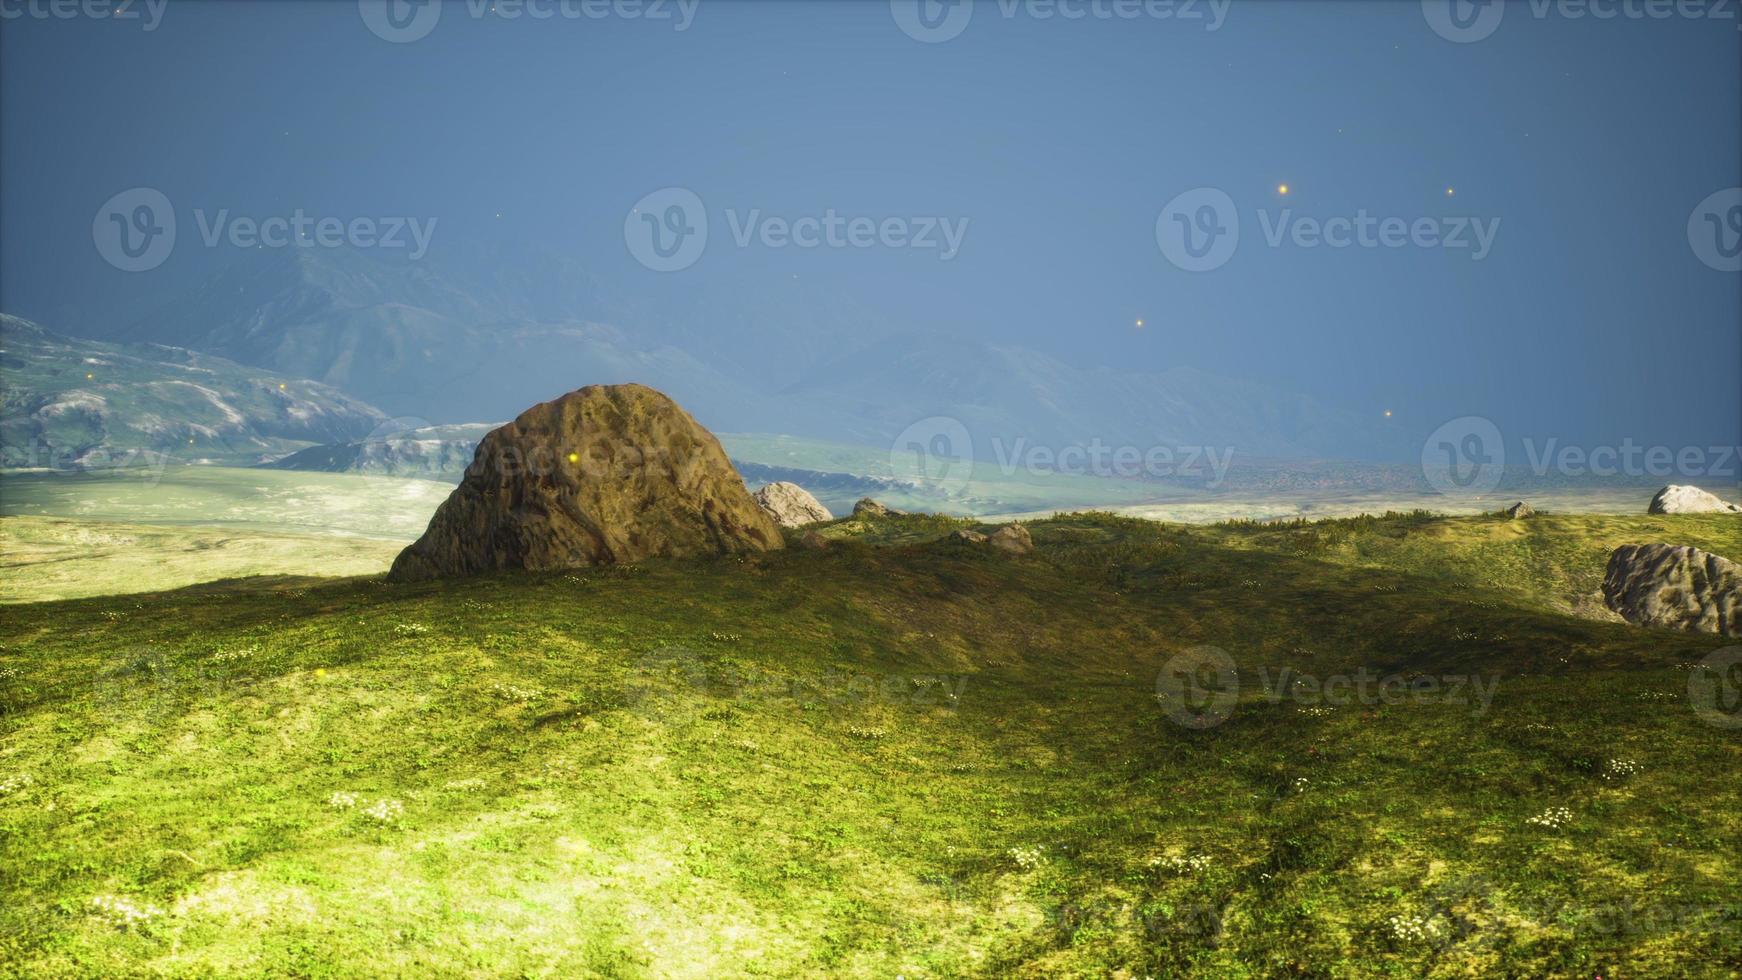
[
  {"xmin": 0, "ymin": 314, "xmax": 386, "ymax": 468},
  {"xmin": 39, "ymin": 242, "xmax": 1412, "ymax": 465}
]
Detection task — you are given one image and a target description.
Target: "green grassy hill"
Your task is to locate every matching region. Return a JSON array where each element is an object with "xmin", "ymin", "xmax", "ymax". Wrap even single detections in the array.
[{"xmin": 1, "ymin": 512, "xmax": 1738, "ymax": 977}]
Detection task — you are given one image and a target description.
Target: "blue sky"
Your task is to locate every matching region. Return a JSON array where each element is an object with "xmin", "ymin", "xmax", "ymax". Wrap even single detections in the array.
[{"xmin": 2, "ymin": 0, "xmax": 1737, "ymax": 454}]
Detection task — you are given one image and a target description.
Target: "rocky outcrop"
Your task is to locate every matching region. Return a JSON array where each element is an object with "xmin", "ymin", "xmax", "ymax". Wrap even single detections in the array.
[
  {"xmin": 1504, "ymin": 502, "xmax": 1535, "ymax": 520},
  {"xmin": 752, "ymin": 482, "xmax": 832, "ymax": 528},
  {"xmin": 988, "ymin": 523, "xmax": 1034, "ymax": 556},
  {"xmin": 1602, "ymin": 543, "xmax": 1740, "ymax": 636},
  {"xmin": 853, "ymin": 498, "xmax": 903, "ymax": 518},
  {"xmin": 387, "ymin": 384, "xmax": 782, "ymax": 582},
  {"xmin": 950, "ymin": 529, "xmax": 988, "ymax": 544},
  {"xmin": 1648, "ymin": 485, "xmax": 1741, "ymax": 515}
]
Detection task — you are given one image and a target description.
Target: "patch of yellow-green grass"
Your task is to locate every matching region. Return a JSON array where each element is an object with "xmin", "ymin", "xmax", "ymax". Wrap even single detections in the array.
[
  {"xmin": 0, "ymin": 516, "xmax": 407, "ymax": 603},
  {"xmin": 1197, "ymin": 510, "xmax": 1742, "ymax": 619},
  {"xmin": 0, "ymin": 512, "xmax": 1738, "ymax": 976}
]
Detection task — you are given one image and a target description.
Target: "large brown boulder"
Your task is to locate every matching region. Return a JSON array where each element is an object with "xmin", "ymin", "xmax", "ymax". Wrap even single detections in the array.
[
  {"xmin": 387, "ymin": 384, "xmax": 782, "ymax": 582},
  {"xmin": 1602, "ymin": 543, "xmax": 1740, "ymax": 636}
]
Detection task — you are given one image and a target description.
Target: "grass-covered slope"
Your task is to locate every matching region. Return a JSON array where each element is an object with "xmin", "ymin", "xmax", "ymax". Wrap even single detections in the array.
[{"xmin": 1, "ymin": 513, "xmax": 1738, "ymax": 977}]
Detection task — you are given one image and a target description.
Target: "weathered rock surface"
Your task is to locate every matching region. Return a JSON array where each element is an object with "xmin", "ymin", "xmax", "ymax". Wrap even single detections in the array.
[
  {"xmin": 853, "ymin": 498, "xmax": 903, "ymax": 518},
  {"xmin": 1504, "ymin": 502, "xmax": 1535, "ymax": 519},
  {"xmin": 988, "ymin": 523, "xmax": 1034, "ymax": 556},
  {"xmin": 950, "ymin": 529, "xmax": 988, "ymax": 544},
  {"xmin": 388, "ymin": 384, "xmax": 782, "ymax": 582},
  {"xmin": 752, "ymin": 482, "xmax": 832, "ymax": 528},
  {"xmin": 1602, "ymin": 543, "xmax": 1741, "ymax": 636},
  {"xmin": 1648, "ymin": 485, "xmax": 1741, "ymax": 515}
]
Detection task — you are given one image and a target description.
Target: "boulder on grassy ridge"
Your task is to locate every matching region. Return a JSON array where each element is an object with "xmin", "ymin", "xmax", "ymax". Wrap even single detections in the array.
[
  {"xmin": 950, "ymin": 529, "xmax": 988, "ymax": 544},
  {"xmin": 1504, "ymin": 502, "xmax": 1535, "ymax": 519},
  {"xmin": 1602, "ymin": 543, "xmax": 1740, "ymax": 636},
  {"xmin": 752, "ymin": 482, "xmax": 832, "ymax": 528},
  {"xmin": 853, "ymin": 498, "xmax": 903, "ymax": 518},
  {"xmin": 387, "ymin": 384, "xmax": 782, "ymax": 582},
  {"xmin": 988, "ymin": 523, "xmax": 1034, "ymax": 556},
  {"xmin": 798, "ymin": 530, "xmax": 830, "ymax": 550},
  {"xmin": 1648, "ymin": 485, "xmax": 1741, "ymax": 515}
]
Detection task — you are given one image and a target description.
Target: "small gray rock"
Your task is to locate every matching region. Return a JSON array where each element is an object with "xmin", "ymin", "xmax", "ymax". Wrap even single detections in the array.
[
  {"xmin": 950, "ymin": 529, "xmax": 988, "ymax": 544},
  {"xmin": 987, "ymin": 523, "xmax": 1034, "ymax": 556},
  {"xmin": 752, "ymin": 482, "xmax": 833, "ymax": 528},
  {"xmin": 1602, "ymin": 543, "xmax": 1740, "ymax": 636},
  {"xmin": 853, "ymin": 498, "xmax": 903, "ymax": 518}
]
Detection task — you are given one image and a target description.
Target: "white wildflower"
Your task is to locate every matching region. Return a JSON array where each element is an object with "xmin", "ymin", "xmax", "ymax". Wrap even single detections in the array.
[
  {"xmin": 1526, "ymin": 806, "xmax": 1573, "ymax": 830},
  {"xmin": 362, "ymin": 799, "xmax": 404, "ymax": 823},
  {"xmin": 90, "ymin": 895, "xmax": 165, "ymax": 930},
  {"xmin": 1385, "ymin": 913, "xmax": 1444, "ymax": 943}
]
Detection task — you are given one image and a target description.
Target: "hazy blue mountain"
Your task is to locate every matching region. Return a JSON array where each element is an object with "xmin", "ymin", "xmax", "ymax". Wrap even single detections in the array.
[
  {"xmin": 785, "ymin": 334, "xmax": 1413, "ymax": 461},
  {"xmin": 117, "ymin": 247, "xmax": 838, "ymax": 432},
  {"xmin": 0, "ymin": 314, "xmax": 386, "ymax": 468},
  {"xmin": 116, "ymin": 244, "xmax": 1411, "ymax": 462},
  {"xmin": 260, "ymin": 421, "xmax": 499, "ymax": 481}
]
